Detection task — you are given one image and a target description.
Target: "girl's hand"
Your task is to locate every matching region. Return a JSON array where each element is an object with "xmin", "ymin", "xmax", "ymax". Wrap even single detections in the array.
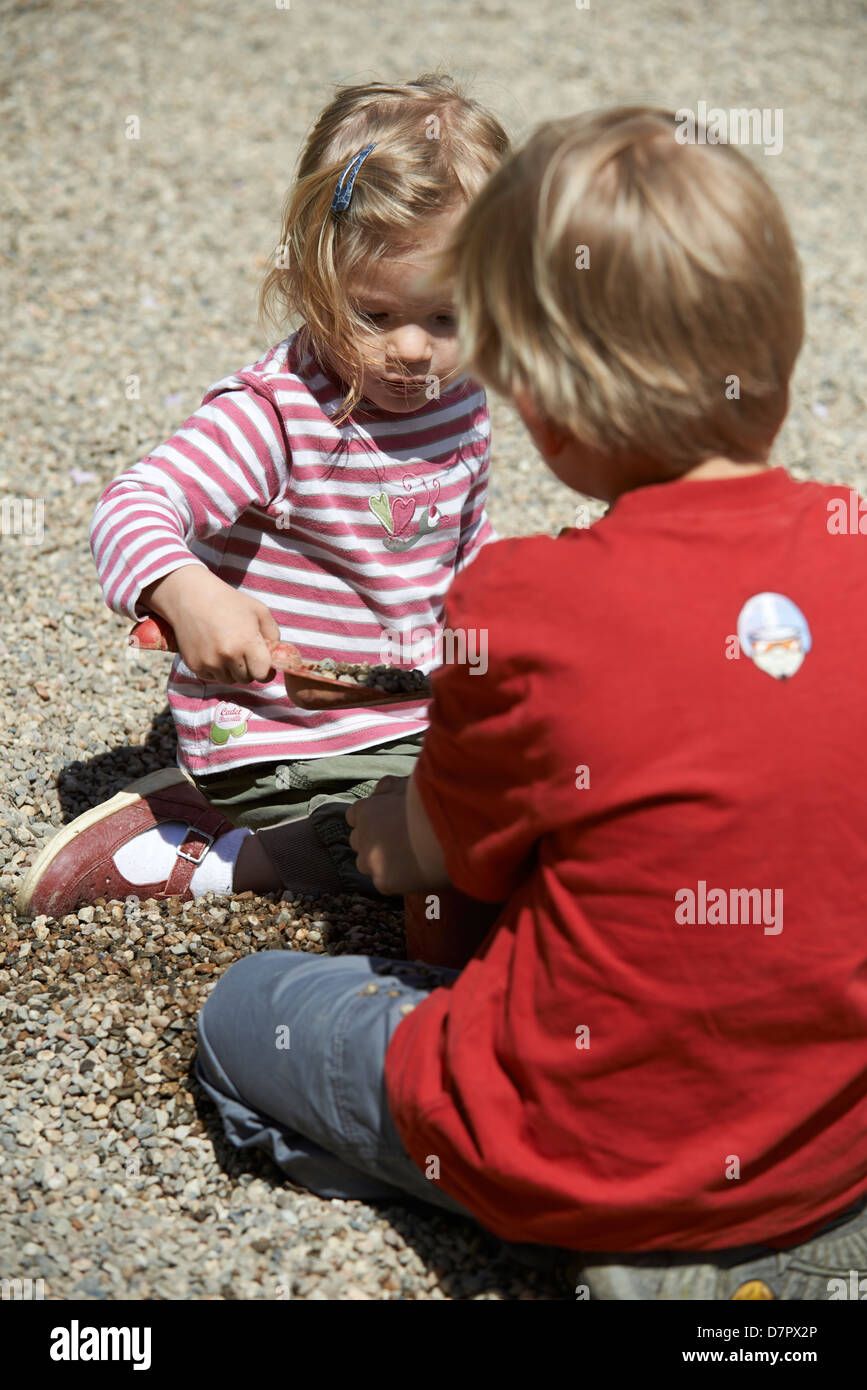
[
  {"xmin": 346, "ymin": 777, "xmax": 430, "ymax": 896},
  {"xmin": 141, "ymin": 566, "xmax": 281, "ymax": 684}
]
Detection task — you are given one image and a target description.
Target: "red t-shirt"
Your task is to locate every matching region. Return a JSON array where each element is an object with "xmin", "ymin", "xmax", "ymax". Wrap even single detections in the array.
[{"xmin": 383, "ymin": 467, "xmax": 867, "ymax": 1252}]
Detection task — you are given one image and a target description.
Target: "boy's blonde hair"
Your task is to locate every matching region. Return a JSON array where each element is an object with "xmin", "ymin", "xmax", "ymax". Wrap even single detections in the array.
[
  {"xmin": 436, "ymin": 107, "xmax": 804, "ymax": 471},
  {"xmin": 259, "ymin": 74, "xmax": 509, "ymax": 418}
]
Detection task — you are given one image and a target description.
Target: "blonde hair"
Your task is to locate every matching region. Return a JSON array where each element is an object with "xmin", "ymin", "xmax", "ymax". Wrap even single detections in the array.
[
  {"xmin": 258, "ymin": 74, "xmax": 509, "ymax": 419},
  {"xmin": 435, "ymin": 107, "xmax": 804, "ymax": 471}
]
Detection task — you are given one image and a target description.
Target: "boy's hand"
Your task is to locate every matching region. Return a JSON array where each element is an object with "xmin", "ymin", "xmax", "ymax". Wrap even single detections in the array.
[
  {"xmin": 346, "ymin": 773, "xmax": 452, "ymax": 896},
  {"xmin": 140, "ymin": 566, "xmax": 281, "ymax": 685},
  {"xmin": 346, "ymin": 777, "xmax": 430, "ymax": 896}
]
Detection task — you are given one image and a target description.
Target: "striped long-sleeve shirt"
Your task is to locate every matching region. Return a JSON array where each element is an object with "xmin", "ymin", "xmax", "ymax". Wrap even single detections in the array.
[{"xmin": 90, "ymin": 332, "xmax": 494, "ymax": 776}]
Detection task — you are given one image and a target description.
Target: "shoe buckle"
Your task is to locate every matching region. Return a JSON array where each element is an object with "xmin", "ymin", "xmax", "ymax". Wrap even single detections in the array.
[{"xmin": 176, "ymin": 825, "xmax": 215, "ymax": 864}]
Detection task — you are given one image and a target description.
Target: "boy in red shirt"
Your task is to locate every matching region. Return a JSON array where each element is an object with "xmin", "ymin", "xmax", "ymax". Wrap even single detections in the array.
[{"xmin": 195, "ymin": 107, "xmax": 867, "ymax": 1298}]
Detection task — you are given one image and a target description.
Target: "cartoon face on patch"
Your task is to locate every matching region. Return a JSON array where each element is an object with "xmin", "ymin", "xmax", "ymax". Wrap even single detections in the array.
[{"xmin": 737, "ymin": 592, "xmax": 812, "ymax": 681}]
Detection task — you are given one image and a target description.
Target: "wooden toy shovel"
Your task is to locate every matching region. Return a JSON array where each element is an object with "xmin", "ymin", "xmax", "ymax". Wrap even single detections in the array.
[{"xmin": 128, "ymin": 615, "xmax": 428, "ymax": 711}]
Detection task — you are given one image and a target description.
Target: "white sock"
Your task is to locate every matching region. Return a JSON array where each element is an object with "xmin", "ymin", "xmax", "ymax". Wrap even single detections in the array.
[
  {"xmin": 113, "ymin": 822, "xmax": 252, "ymax": 898},
  {"xmin": 189, "ymin": 826, "xmax": 251, "ymax": 897}
]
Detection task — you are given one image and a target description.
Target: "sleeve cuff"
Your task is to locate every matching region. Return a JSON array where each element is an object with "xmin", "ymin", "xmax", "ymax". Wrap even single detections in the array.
[{"xmin": 125, "ymin": 556, "xmax": 209, "ymax": 622}]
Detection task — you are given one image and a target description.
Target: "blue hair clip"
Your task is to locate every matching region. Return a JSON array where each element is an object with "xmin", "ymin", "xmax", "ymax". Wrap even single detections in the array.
[{"xmin": 331, "ymin": 142, "xmax": 376, "ymax": 214}]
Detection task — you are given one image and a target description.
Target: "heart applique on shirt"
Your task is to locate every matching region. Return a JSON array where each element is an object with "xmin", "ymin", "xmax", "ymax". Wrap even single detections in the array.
[
  {"xmin": 368, "ymin": 493, "xmax": 394, "ymax": 534},
  {"xmin": 368, "ymin": 492, "xmax": 417, "ymax": 537},
  {"xmin": 390, "ymin": 494, "xmax": 416, "ymax": 536}
]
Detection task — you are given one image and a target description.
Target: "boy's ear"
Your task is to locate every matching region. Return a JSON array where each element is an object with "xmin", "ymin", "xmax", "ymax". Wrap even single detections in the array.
[{"xmin": 514, "ymin": 390, "xmax": 573, "ymax": 460}]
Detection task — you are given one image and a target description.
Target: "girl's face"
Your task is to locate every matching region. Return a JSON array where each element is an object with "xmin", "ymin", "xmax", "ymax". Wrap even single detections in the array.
[{"xmin": 341, "ymin": 207, "xmax": 465, "ymax": 414}]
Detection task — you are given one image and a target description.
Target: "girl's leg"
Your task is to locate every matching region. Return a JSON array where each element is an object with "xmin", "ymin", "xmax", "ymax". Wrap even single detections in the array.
[
  {"xmin": 193, "ymin": 736, "xmax": 425, "ymax": 898},
  {"xmin": 20, "ymin": 738, "xmax": 425, "ymax": 916},
  {"xmin": 196, "ymin": 949, "xmax": 473, "ymax": 1214},
  {"xmin": 232, "ymin": 830, "xmax": 283, "ymax": 893}
]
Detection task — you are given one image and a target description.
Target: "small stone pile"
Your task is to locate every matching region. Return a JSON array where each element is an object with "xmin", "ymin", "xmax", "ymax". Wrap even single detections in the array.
[{"xmin": 309, "ymin": 660, "xmax": 431, "ymax": 696}]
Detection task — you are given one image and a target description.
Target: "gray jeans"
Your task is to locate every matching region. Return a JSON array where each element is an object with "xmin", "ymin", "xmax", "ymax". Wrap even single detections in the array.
[{"xmin": 196, "ymin": 949, "xmax": 867, "ymax": 1298}]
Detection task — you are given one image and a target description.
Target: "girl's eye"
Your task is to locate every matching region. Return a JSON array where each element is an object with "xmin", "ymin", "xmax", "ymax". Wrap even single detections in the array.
[
  {"xmin": 435, "ymin": 313, "xmax": 455, "ymax": 326},
  {"xmin": 360, "ymin": 311, "xmax": 388, "ymax": 325}
]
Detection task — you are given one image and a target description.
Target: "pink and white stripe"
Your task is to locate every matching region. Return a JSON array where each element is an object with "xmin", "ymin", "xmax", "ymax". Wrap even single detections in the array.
[{"xmin": 90, "ymin": 333, "xmax": 494, "ymax": 775}]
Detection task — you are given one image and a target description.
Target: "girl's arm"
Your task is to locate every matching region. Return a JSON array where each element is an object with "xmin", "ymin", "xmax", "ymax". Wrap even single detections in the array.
[
  {"xmin": 90, "ymin": 387, "xmax": 289, "ymax": 683},
  {"xmin": 139, "ymin": 563, "xmax": 281, "ymax": 686},
  {"xmin": 454, "ymin": 417, "xmax": 496, "ymax": 574},
  {"xmin": 90, "ymin": 387, "xmax": 287, "ymax": 625}
]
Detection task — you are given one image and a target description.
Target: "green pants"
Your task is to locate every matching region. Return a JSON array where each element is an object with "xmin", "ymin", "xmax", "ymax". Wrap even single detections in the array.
[{"xmin": 189, "ymin": 733, "xmax": 424, "ymax": 895}]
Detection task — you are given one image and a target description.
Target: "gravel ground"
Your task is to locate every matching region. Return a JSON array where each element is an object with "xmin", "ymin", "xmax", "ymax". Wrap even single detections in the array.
[{"xmin": 1, "ymin": 0, "xmax": 865, "ymax": 1301}]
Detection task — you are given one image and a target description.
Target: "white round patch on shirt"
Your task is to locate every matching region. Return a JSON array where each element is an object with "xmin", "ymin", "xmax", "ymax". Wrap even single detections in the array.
[{"xmin": 737, "ymin": 592, "xmax": 812, "ymax": 681}]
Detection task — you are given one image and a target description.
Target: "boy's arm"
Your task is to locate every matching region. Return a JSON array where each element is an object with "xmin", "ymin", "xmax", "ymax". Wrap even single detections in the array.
[
  {"xmin": 407, "ymin": 541, "xmax": 561, "ymax": 902},
  {"xmin": 345, "ymin": 772, "xmax": 451, "ymax": 896},
  {"xmin": 406, "ymin": 771, "xmax": 450, "ymax": 885},
  {"xmin": 90, "ymin": 388, "xmax": 288, "ymax": 624},
  {"xmin": 350, "ymin": 543, "xmax": 555, "ymax": 902}
]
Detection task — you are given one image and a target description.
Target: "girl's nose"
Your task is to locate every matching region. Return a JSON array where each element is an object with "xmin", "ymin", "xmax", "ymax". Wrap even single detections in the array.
[{"xmin": 385, "ymin": 323, "xmax": 431, "ymax": 367}]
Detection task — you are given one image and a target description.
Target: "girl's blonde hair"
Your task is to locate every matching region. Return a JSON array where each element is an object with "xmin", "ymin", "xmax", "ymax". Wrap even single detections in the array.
[
  {"xmin": 435, "ymin": 107, "xmax": 804, "ymax": 471},
  {"xmin": 258, "ymin": 74, "xmax": 510, "ymax": 418}
]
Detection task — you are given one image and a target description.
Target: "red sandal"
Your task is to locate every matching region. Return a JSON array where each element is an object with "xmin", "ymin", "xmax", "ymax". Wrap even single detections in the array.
[{"xmin": 15, "ymin": 767, "xmax": 236, "ymax": 919}]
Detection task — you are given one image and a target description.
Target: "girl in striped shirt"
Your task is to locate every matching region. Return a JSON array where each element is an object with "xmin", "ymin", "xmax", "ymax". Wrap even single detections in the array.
[{"xmin": 19, "ymin": 74, "xmax": 509, "ymax": 916}]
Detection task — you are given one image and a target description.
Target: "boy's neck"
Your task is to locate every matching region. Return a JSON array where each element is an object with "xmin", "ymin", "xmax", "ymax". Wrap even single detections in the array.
[
  {"xmin": 676, "ymin": 456, "xmax": 771, "ymax": 486},
  {"xmin": 610, "ymin": 454, "xmax": 772, "ymax": 503}
]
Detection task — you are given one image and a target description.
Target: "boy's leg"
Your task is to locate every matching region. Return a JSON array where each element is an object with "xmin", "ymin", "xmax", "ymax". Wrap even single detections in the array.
[
  {"xmin": 571, "ymin": 1194, "xmax": 867, "ymax": 1299},
  {"xmin": 195, "ymin": 948, "xmax": 474, "ymax": 1214}
]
